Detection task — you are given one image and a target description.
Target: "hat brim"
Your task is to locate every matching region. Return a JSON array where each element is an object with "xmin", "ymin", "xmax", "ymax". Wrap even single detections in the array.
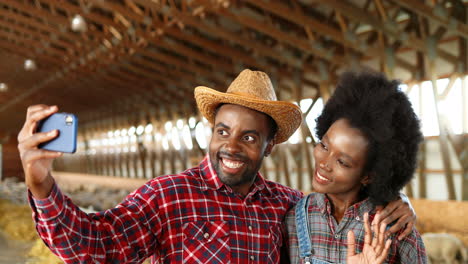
[{"xmin": 194, "ymin": 86, "xmax": 303, "ymax": 144}]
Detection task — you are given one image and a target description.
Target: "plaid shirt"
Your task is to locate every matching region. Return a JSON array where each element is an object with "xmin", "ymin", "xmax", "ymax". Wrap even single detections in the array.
[
  {"xmin": 285, "ymin": 193, "xmax": 427, "ymax": 264},
  {"xmin": 29, "ymin": 155, "xmax": 302, "ymax": 263}
]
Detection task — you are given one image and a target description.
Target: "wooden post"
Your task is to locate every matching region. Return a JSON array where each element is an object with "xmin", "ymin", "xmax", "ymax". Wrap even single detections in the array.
[
  {"xmin": 0, "ymin": 143, "xmax": 3, "ymax": 181},
  {"xmin": 418, "ymin": 141, "xmax": 427, "ymax": 198},
  {"xmin": 462, "ymin": 77, "xmax": 468, "ymax": 200},
  {"xmin": 428, "ymin": 60, "xmax": 456, "ymax": 200}
]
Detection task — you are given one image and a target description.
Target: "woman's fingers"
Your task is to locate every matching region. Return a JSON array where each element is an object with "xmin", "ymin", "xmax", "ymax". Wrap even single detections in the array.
[
  {"xmin": 376, "ymin": 239, "xmax": 392, "ymax": 263},
  {"xmin": 374, "ymin": 218, "xmax": 388, "ymax": 256},
  {"xmin": 363, "ymin": 212, "xmax": 372, "ymax": 245},
  {"xmin": 371, "ymin": 212, "xmax": 382, "ymax": 248},
  {"xmin": 347, "ymin": 230, "xmax": 357, "ymax": 258}
]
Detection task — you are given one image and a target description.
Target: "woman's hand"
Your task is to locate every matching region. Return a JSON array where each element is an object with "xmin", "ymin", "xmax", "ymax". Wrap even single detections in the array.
[{"xmin": 347, "ymin": 212, "xmax": 392, "ymax": 264}]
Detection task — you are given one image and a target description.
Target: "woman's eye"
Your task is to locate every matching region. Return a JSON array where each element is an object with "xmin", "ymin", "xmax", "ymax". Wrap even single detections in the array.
[
  {"xmin": 338, "ymin": 159, "xmax": 350, "ymax": 168},
  {"xmin": 319, "ymin": 142, "xmax": 328, "ymax": 150}
]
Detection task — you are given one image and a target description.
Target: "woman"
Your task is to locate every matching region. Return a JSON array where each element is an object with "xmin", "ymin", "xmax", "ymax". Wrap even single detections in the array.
[{"xmin": 286, "ymin": 71, "xmax": 427, "ymax": 263}]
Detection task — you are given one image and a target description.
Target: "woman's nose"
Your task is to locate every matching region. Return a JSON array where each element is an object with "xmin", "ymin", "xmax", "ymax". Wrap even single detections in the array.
[{"xmin": 319, "ymin": 158, "xmax": 332, "ymax": 171}]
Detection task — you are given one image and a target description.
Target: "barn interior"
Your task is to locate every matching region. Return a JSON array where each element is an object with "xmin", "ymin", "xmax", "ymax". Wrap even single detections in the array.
[{"xmin": 0, "ymin": 0, "xmax": 467, "ymax": 263}]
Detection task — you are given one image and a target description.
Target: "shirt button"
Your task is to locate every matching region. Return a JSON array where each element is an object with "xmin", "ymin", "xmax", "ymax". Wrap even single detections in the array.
[
  {"xmin": 248, "ymin": 225, "xmax": 253, "ymax": 231},
  {"xmin": 204, "ymin": 233, "xmax": 209, "ymax": 239},
  {"xmin": 334, "ymin": 234, "xmax": 340, "ymax": 239},
  {"xmin": 250, "ymin": 256, "xmax": 254, "ymax": 260},
  {"xmin": 356, "ymin": 216, "xmax": 360, "ymax": 221}
]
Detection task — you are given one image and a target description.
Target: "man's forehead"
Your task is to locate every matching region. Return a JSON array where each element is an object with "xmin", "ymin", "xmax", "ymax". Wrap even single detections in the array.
[{"xmin": 215, "ymin": 104, "xmax": 268, "ymax": 119}]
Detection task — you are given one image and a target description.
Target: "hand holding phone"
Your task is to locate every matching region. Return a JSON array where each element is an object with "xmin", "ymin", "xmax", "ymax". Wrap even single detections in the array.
[{"xmin": 37, "ymin": 113, "xmax": 78, "ymax": 153}]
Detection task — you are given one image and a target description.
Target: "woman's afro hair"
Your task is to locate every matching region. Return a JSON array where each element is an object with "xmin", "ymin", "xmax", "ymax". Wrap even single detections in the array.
[{"xmin": 315, "ymin": 71, "xmax": 423, "ymax": 205}]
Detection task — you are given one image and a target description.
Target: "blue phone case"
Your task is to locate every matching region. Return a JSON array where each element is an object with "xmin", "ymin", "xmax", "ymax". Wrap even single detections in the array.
[{"xmin": 37, "ymin": 113, "xmax": 78, "ymax": 153}]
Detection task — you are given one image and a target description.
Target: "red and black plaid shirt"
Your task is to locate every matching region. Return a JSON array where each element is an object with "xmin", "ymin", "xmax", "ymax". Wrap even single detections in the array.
[{"xmin": 29, "ymin": 155, "xmax": 302, "ymax": 263}]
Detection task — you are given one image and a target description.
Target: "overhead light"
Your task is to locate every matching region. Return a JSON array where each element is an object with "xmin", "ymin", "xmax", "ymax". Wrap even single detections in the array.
[
  {"xmin": 71, "ymin": 14, "xmax": 87, "ymax": 32},
  {"xmin": 0, "ymin": 83, "xmax": 7, "ymax": 92},
  {"xmin": 24, "ymin": 59, "xmax": 37, "ymax": 71}
]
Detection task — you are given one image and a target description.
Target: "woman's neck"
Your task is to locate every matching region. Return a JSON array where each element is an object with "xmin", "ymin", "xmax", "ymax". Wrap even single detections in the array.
[{"xmin": 327, "ymin": 191, "xmax": 365, "ymax": 223}]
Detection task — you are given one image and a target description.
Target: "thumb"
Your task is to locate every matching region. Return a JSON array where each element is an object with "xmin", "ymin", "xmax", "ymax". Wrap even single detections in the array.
[{"xmin": 347, "ymin": 230, "xmax": 356, "ymax": 257}]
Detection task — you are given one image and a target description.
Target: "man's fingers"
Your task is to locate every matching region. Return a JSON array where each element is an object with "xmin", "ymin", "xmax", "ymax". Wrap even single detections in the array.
[
  {"xmin": 379, "ymin": 199, "xmax": 401, "ymax": 221},
  {"xmin": 19, "ymin": 130, "xmax": 59, "ymax": 151},
  {"xmin": 397, "ymin": 220, "xmax": 414, "ymax": 241},
  {"xmin": 386, "ymin": 213, "xmax": 410, "ymax": 235},
  {"xmin": 347, "ymin": 230, "xmax": 356, "ymax": 257},
  {"xmin": 18, "ymin": 105, "xmax": 57, "ymax": 142},
  {"xmin": 26, "ymin": 104, "xmax": 52, "ymax": 115},
  {"xmin": 22, "ymin": 149, "xmax": 62, "ymax": 166}
]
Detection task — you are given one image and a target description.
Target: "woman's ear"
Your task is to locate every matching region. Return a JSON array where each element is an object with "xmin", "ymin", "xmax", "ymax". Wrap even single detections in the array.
[{"xmin": 361, "ymin": 172, "xmax": 373, "ymax": 186}]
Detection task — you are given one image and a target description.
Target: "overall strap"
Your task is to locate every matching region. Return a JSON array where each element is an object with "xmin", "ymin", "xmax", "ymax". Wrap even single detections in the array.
[{"xmin": 295, "ymin": 195, "xmax": 312, "ymax": 263}]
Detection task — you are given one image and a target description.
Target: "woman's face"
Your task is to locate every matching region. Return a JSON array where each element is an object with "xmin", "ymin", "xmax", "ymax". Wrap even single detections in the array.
[{"xmin": 312, "ymin": 118, "xmax": 370, "ymax": 201}]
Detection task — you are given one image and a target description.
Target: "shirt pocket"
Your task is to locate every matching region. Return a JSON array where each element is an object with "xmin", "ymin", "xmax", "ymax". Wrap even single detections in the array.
[
  {"xmin": 267, "ymin": 223, "xmax": 283, "ymax": 263},
  {"xmin": 182, "ymin": 221, "xmax": 231, "ymax": 264}
]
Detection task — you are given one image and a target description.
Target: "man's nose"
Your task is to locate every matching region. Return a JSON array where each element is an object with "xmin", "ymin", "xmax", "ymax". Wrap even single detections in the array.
[{"xmin": 224, "ymin": 137, "xmax": 241, "ymax": 154}]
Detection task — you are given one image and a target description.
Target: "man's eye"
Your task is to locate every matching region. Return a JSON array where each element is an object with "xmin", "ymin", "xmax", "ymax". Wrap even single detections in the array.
[
  {"xmin": 217, "ymin": 130, "xmax": 228, "ymax": 136},
  {"xmin": 244, "ymin": 135, "xmax": 255, "ymax": 142}
]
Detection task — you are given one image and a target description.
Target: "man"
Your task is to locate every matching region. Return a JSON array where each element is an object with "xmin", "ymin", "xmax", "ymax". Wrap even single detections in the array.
[{"xmin": 18, "ymin": 69, "xmax": 415, "ymax": 263}]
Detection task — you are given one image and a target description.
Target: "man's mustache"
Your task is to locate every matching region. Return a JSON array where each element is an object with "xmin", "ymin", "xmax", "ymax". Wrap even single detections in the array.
[{"xmin": 217, "ymin": 150, "xmax": 247, "ymax": 161}]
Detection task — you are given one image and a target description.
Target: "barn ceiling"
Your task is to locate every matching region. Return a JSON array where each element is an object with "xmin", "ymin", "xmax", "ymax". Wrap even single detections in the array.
[{"xmin": 0, "ymin": 0, "xmax": 466, "ymax": 135}]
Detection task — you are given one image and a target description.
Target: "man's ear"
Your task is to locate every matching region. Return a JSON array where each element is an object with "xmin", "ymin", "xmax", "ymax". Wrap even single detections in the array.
[{"xmin": 264, "ymin": 140, "xmax": 275, "ymax": 157}]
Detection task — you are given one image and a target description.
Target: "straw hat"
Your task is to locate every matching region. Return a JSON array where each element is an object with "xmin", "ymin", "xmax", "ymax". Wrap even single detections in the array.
[{"xmin": 194, "ymin": 69, "xmax": 303, "ymax": 143}]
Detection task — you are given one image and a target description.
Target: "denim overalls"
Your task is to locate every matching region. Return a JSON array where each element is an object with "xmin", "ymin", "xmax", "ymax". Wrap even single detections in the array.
[{"xmin": 295, "ymin": 196, "xmax": 332, "ymax": 264}]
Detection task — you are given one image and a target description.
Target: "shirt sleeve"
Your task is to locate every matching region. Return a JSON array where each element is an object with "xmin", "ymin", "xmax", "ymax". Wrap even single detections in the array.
[
  {"xmin": 28, "ymin": 182, "xmax": 162, "ymax": 263},
  {"xmin": 395, "ymin": 227, "xmax": 428, "ymax": 264}
]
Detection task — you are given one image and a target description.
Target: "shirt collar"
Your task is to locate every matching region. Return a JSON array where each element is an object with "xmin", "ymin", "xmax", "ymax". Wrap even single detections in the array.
[
  {"xmin": 199, "ymin": 154, "xmax": 273, "ymax": 196},
  {"xmin": 316, "ymin": 193, "xmax": 374, "ymax": 218}
]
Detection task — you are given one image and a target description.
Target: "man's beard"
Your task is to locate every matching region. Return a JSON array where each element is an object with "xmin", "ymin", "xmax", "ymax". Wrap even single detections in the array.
[{"xmin": 211, "ymin": 150, "xmax": 263, "ymax": 188}]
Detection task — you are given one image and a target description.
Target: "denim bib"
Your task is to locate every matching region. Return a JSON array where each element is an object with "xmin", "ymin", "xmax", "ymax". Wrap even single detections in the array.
[{"xmin": 295, "ymin": 196, "xmax": 332, "ymax": 264}]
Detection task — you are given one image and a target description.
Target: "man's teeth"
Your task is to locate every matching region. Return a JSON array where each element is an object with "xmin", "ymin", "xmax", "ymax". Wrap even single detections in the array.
[
  {"xmin": 223, "ymin": 159, "xmax": 243, "ymax": 169},
  {"xmin": 317, "ymin": 172, "xmax": 330, "ymax": 181}
]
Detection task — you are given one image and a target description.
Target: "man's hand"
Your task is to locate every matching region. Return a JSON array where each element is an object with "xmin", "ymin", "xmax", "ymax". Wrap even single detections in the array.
[
  {"xmin": 347, "ymin": 212, "xmax": 391, "ymax": 264},
  {"xmin": 376, "ymin": 194, "xmax": 416, "ymax": 240},
  {"xmin": 17, "ymin": 105, "xmax": 62, "ymax": 198}
]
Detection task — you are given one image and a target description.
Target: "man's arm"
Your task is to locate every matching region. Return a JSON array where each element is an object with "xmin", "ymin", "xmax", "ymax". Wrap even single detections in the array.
[
  {"xmin": 19, "ymin": 105, "xmax": 159, "ymax": 262},
  {"xmin": 377, "ymin": 193, "xmax": 416, "ymax": 240},
  {"xmin": 29, "ymin": 182, "xmax": 160, "ymax": 262}
]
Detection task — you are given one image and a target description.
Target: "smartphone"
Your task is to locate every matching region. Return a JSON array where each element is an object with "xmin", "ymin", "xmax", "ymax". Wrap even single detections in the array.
[{"xmin": 37, "ymin": 113, "xmax": 78, "ymax": 153}]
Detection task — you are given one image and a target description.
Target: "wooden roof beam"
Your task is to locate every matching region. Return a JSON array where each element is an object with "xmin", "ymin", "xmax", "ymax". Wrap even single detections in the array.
[
  {"xmin": 315, "ymin": 0, "xmax": 459, "ymax": 65},
  {"xmin": 244, "ymin": 0, "xmax": 416, "ymax": 76},
  {"xmin": 133, "ymin": 0, "xmax": 297, "ymax": 70},
  {"xmin": 0, "ymin": 17, "xmax": 73, "ymax": 51},
  {"xmin": 392, "ymin": 0, "xmax": 468, "ymax": 39},
  {"xmin": 193, "ymin": 0, "xmax": 343, "ymax": 66},
  {"xmin": 132, "ymin": 56, "xmax": 211, "ymax": 88}
]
